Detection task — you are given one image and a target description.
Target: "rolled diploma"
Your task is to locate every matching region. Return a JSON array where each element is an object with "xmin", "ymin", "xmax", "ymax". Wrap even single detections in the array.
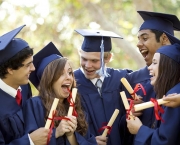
[
  {"xmin": 102, "ymin": 109, "xmax": 119, "ymax": 137},
  {"xmin": 134, "ymin": 99, "xmax": 169, "ymax": 112},
  {"xmin": 67, "ymin": 88, "xmax": 78, "ymax": 116},
  {"xmin": 45, "ymin": 98, "xmax": 59, "ymax": 129},
  {"xmin": 120, "ymin": 91, "xmax": 134, "ymax": 120},
  {"xmin": 121, "ymin": 77, "xmax": 139, "ymax": 100}
]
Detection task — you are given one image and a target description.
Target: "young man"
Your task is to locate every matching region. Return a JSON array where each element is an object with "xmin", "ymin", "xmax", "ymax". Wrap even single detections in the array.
[
  {"xmin": 0, "ymin": 25, "xmax": 49, "ymax": 145},
  {"xmin": 74, "ymin": 29, "xmax": 132, "ymax": 145},
  {"xmin": 125, "ymin": 11, "xmax": 180, "ymax": 129}
]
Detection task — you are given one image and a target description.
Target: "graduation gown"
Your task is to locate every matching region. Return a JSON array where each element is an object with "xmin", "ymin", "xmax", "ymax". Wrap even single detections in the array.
[
  {"xmin": 23, "ymin": 96, "xmax": 97, "ymax": 145},
  {"xmin": 126, "ymin": 66, "xmax": 156, "ymax": 127},
  {"xmin": 134, "ymin": 83, "xmax": 180, "ymax": 145},
  {"xmin": 74, "ymin": 68, "xmax": 132, "ymax": 145},
  {"xmin": 0, "ymin": 84, "xmax": 32, "ymax": 145}
]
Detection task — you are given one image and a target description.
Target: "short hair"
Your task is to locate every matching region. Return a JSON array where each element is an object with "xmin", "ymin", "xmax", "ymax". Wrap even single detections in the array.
[
  {"xmin": 154, "ymin": 54, "xmax": 180, "ymax": 99},
  {"xmin": 0, "ymin": 47, "xmax": 33, "ymax": 78},
  {"xmin": 150, "ymin": 29, "xmax": 164, "ymax": 42}
]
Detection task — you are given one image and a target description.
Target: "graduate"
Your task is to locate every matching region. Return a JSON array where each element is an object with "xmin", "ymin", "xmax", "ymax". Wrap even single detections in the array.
[
  {"xmin": 125, "ymin": 11, "xmax": 180, "ymax": 128},
  {"xmin": 24, "ymin": 42, "xmax": 97, "ymax": 145},
  {"xmin": 74, "ymin": 29, "xmax": 132, "ymax": 145},
  {"xmin": 127, "ymin": 34, "xmax": 180, "ymax": 145},
  {"xmin": 0, "ymin": 25, "xmax": 49, "ymax": 145}
]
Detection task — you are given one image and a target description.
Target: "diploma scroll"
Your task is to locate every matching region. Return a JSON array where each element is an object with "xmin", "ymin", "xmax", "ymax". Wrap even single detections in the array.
[
  {"xmin": 67, "ymin": 88, "xmax": 78, "ymax": 116},
  {"xmin": 134, "ymin": 99, "xmax": 169, "ymax": 112},
  {"xmin": 121, "ymin": 77, "xmax": 139, "ymax": 100},
  {"xmin": 45, "ymin": 98, "xmax": 59, "ymax": 129},
  {"xmin": 102, "ymin": 109, "xmax": 119, "ymax": 137},
  {"xmin": 120, "ymin": 91, "xmax": 134, "ymax": 120}
]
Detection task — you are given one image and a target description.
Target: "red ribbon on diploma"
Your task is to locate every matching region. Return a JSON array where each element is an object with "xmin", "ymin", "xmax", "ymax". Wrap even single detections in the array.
[
  {"xmin": 47, "ymin": 110, "xmax": 70, "ymax": 145},
  {"xmin": 130, "ymin": 83, "xmax": 146, "ymax": 100},
  {"xmin": 67, "ymin": 89, "xmax": 78, "ymax": 117},
  {"xmin": 150, "ymin": 98, "xmax": 164, "ymax": 122},
  {"xmin": 126, "ymin": 99, "xmax": 135, "ymax": 120},
  {"xmin": 98, "ymin": 122, "xmax": 112, "ymax": 135}
]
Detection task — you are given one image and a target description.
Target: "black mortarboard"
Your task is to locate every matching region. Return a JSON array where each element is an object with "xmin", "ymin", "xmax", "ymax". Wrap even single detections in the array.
[
  {"xmin": 138, "ymin": 11, "xmax": 180, "ymax": 35},
  {"xmin": 29, "ymin": 42, "xmax": 63, "ymax": 88},
  {"xmin": 75, "ymin": 29, "xmax": 122, "ymax": 77},
  {"xmin": 0, "ymin": 25, "xmax": 29, "ymax": 65}
]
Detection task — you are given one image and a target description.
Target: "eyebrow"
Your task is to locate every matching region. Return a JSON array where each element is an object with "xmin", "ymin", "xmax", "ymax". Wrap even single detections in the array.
[
  {"xmin": 138, "ymin": 33, "xmax": 149, "ymax": 38},
  {"xmin": 24, "ymin": 61, "xmax": 33, "ymax": 66}
]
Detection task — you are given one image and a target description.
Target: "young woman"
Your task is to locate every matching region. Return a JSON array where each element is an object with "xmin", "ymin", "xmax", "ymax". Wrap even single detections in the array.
[
  {"xmin": 126, "ymin": 41, "xmax": 180, "ymax": 145},
  {"xmin": 23, "ymin": 42, "xmax": 97, "ymax": 145}
]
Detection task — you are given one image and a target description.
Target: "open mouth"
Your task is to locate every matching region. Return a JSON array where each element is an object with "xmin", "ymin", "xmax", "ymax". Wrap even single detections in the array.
[
  {"xmin": 62, "ymin": 84, "xmax": 71, "ymax": 92},
  {"xmin": 140, "ymin": 49, "xmax": 148, "ymax": 58}
]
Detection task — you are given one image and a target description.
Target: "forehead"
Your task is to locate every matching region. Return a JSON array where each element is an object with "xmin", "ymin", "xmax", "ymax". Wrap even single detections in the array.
[
  {"xmin": 22, "ymin": 55, "xmax": 33, "ymax": 64},
  {"xmin": 80, "ymin": 50, "xmax": 101, "ymax": 59},
  {"xmin": 153, "ymin": 53, "xmax": 160, "ymax": 60},
  {"xmin": 137, "ymin": 29, "xmax": 154, "ymax": 37}
]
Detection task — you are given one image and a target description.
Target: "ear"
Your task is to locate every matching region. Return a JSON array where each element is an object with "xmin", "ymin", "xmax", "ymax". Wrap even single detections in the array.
[
  {"xmin": 7, "ymin": 68, "xmax": 14, "ymax": 75},
  {"xmin": 104, "ymin": 53, "xmax": 112, "ymax": 63},
  {"xmin": 161, "ymin": 33, "xmax": 171, "ymax": 45}
]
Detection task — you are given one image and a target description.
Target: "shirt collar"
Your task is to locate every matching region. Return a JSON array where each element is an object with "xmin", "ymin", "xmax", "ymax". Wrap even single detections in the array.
[{"xmin": 0, "ymin": 78, "xmax": 21, "ymax": 98}]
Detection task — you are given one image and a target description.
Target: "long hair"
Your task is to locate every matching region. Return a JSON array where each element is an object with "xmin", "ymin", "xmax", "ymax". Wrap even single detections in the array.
[
  {"xmin": 39, "ymin": 57, "xmax": 88, "ymax": 136},
  {"xmin": 154, "ymin": 54, "xmax": 180, "ymax": 99}
]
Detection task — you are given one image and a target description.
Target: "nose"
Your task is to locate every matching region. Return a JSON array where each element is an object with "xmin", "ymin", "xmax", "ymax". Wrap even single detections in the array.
[
  {"xmin": 85, "ymin": 61, "xmax": 92, "ymax": 68},
  {"xmin": 148, "ymin": 63, "xmax": 152, "ymax": 71},
  {"xmin": 137, "ymin": 40, "xmax": 143, "ymax": 50},
  {"xmin": 31, "ymin": 63, "xmax": 35, "ymax": 71}
]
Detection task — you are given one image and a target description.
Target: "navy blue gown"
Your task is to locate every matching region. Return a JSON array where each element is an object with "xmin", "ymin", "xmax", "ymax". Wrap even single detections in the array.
[
  {"xmin": 74, "ymin": 68, "xmax": 132, "ymax": 145},
  {"xmin": 0, "ymin": 84, "xmax": 32, "ymax": 145},
  {"xmin": 134, "ymin": 83, "xmax": 180, "ymax": 145},
  {"xmin": 23, "ymin": 96, "xmax": 97, "ymax": 145}
]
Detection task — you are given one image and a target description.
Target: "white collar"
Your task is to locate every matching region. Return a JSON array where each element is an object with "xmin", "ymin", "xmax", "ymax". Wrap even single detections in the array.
[{"xmin": 0, "ymin": 79, "xmax": 21, "ymax": 98}]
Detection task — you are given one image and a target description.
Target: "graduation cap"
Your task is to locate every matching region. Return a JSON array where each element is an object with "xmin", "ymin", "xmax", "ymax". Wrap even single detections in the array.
[
  {"xmin": 29, "ymin": 42, "xmax": 63, "ymax": 88},
  {"xmin": 75, "ymin": 29, "xmax": 122, "ymax": 77},
  {"xmin": 0, "ymin": 25, "xmax": 29, "ymax": 65},
  {"xmin": 138, "ymin": 11, "xmax": 180, "ymax": 35},
  {"xmin": 156, "ymin": 43, "xmax": 180, "ymax": 64},
  {"xmin": 163, "ymin": 31, "xmax": 180, "ymax": 45}
]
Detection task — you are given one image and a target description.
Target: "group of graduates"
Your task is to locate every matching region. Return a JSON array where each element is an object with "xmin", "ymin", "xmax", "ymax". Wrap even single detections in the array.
[{"xmin": 1, "ymin": 10, "xmax": 180, "ymax": 145}]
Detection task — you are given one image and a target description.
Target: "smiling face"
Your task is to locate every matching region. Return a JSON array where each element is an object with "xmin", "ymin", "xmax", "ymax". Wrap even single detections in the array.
[
  {"xmin": 7, "ymin": 56, "xmax": 35, "ymax": 89},
  {"xmin": 137, "ymin": 29, "xmax": 163, "ymax": 66},
  {"xmin": 52, "ymin": 61, "xmax": 74, "ymax": 102},
  {"xmin": 148, "ymin": 53, "xmax": 160, "ymax": 86},
  {"xmin": 80, "ymin": 50, "xmax": 101, "ymax": 79}
]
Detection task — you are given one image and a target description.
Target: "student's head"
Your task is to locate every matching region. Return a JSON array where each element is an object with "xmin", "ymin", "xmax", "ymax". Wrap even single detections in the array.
[
  {"xmin": 30, "ymin": 42, "xmax": 88, "ymax": 135},
  {"xmin": 137, "ymin": 11, "xmax": 180, "ymax": 66},
  {"xmin": 148, "ymin": 43, "xmax": 180, "ymax": 99},
  {"xmin": 75, "ymin": 29, "xmax": 122, "ymax": 79},
  {"xmin": 0, "ymin": 25, "xmax": 35, "ymax": 89}
]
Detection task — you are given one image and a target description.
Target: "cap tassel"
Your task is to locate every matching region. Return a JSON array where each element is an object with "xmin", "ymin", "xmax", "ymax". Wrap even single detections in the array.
[{"xmin": 96, "ymin": 38, "xmax": 110, "ymax": 77}]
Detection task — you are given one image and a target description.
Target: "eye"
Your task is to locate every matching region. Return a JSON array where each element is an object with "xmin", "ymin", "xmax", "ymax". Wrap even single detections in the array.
[{"xmin": 68, "ymin": 71, "xmax": 73, "ymax": 75}]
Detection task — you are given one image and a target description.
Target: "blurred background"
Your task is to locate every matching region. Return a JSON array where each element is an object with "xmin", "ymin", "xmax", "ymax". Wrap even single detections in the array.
[{"xmin": 1, "ymin": 0, "xmax": 180, "ymax": 95}]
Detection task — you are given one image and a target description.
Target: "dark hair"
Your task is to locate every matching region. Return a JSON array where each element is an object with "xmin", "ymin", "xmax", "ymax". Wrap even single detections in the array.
[
  {"xmin": 150, "ymin": 29, "xmax": 164, "ymax": 42},
  {"xmin": 0, "ymin": 47, "xmax": 33, "ymax": 78},
  {"xmin": 154, "ymin": 54, "xmax": 180, "ymax": 99},
  {"xmin": 39, "ymin": 57, "xmax": 88, "ymax": 136}
]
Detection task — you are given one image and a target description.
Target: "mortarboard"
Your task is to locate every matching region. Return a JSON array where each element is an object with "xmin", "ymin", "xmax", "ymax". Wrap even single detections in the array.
[
  {"xmin": 75, "ymin": 29, "xmax": 122, "ymax": 77},
  {"xmin": 0, "ymin": 25, "xmax": 29, "ymax": 65},
  {"xmin": 156, "ymin": 43, "xmax": 180, "ymax": 64},
  {"xmin": 29, "ymin": 42, "xmax": 63, "ymax": 88},
  {"xmin": 138, "ymin": 11, "xmax": 180, "ymax": 35}
]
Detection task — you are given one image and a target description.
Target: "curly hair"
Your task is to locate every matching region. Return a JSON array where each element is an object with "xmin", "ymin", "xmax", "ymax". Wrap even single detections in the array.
[
  {"xmin": 38, "ymin": 57, "xmax": 88, "ymax": 136},
  {"xmin": 0, "ymin": 47, "xmax": 33, "ymax": 78}
]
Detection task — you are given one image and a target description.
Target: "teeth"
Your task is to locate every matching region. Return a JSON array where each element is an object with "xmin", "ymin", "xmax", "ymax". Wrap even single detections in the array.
[{"xmin": 141, "ymin": 50, "xmax": 148, "ymax": 54}]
